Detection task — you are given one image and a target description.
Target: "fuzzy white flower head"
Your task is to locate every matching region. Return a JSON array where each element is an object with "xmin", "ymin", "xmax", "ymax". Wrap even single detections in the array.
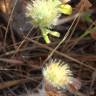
[
  {"xmin": 26, "ymin": 0, "xmax": 61, "ymax": 28},
  {"xmin": 43, "ymin": 59, "xmax": 73, "ymax": 89}
]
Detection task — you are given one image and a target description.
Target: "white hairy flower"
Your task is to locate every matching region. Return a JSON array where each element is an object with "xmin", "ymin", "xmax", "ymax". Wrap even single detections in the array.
[
  {"xmin": 43, "ymin": 59, "xmax": 73, "ymax": 89},
  {"xmin": 26, "ymin": 0, "xmax": 61, "ymax": 28}
]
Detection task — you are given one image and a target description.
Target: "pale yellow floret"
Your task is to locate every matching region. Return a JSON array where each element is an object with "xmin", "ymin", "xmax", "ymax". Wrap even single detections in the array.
[
  {"xmin": 26, "ymin": 0, "xmax": 61, "ymax": 27},
  {"xmin": 43, "ymin": 59, "xmax": 73, "ymax": 89}
]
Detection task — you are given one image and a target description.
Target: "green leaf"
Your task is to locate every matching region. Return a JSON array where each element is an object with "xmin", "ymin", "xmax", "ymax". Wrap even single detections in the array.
[
  {"xmin": 59, "ymin": 4, "xmax": 72, "ymax": 15},
  {"xmin": 83, "ymin": 12, "xmax": 92, "ymax": 22},
  {"xmin": 41, "ymin": 28, "xmax": 60, "ymax": 43},
  {"xmin": 49, "ymin": 31, "xmax": 60, "ymax": 37},
  {"xmin": 41, "ymin": 28, "xmax": 51, "ymax": 44}
]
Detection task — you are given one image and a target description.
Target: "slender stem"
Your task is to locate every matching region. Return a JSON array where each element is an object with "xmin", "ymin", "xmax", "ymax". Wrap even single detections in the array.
[{"xmin": 41, "ymin": 28, "xmax": 51, "ymax": 44}]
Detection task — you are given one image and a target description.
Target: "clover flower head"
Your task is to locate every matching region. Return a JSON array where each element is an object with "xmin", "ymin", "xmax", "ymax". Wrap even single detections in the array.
[
  {"xmin": 26, "ymin": 0, "xmax": 61, "ymax": 28},
  {"xmin": 43, "ymin": 59, "xmax": 73, "ymax": 89},
  {"xmin": 26, "ymin": 0, "xmax": 72, "ymax": 43}
]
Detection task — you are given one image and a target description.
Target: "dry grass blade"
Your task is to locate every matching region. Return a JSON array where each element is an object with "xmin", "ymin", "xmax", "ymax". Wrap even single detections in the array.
[
  {"xmin": 0, "ymin": 79, "xmax": 27, "ymax": 90},
  {"xmin": 28, "ymin": 39, "xmax": 96, "ymax": 71},
  {"xmin": 68, "ymin": 53, "xmax": 96, "ymax": 62},
  {"xmin": 0, "ymin": 58, "xmax": 23, "ymax": 65},
  {"xmin": 90, "ymin": 71, "xmax": 96, "ymax": 91}
]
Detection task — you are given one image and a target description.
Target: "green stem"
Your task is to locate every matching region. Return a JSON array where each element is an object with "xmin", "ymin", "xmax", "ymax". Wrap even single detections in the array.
[{"xmin": 41, "ymin": 28, "xmax": 51, "ymax": 44}]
